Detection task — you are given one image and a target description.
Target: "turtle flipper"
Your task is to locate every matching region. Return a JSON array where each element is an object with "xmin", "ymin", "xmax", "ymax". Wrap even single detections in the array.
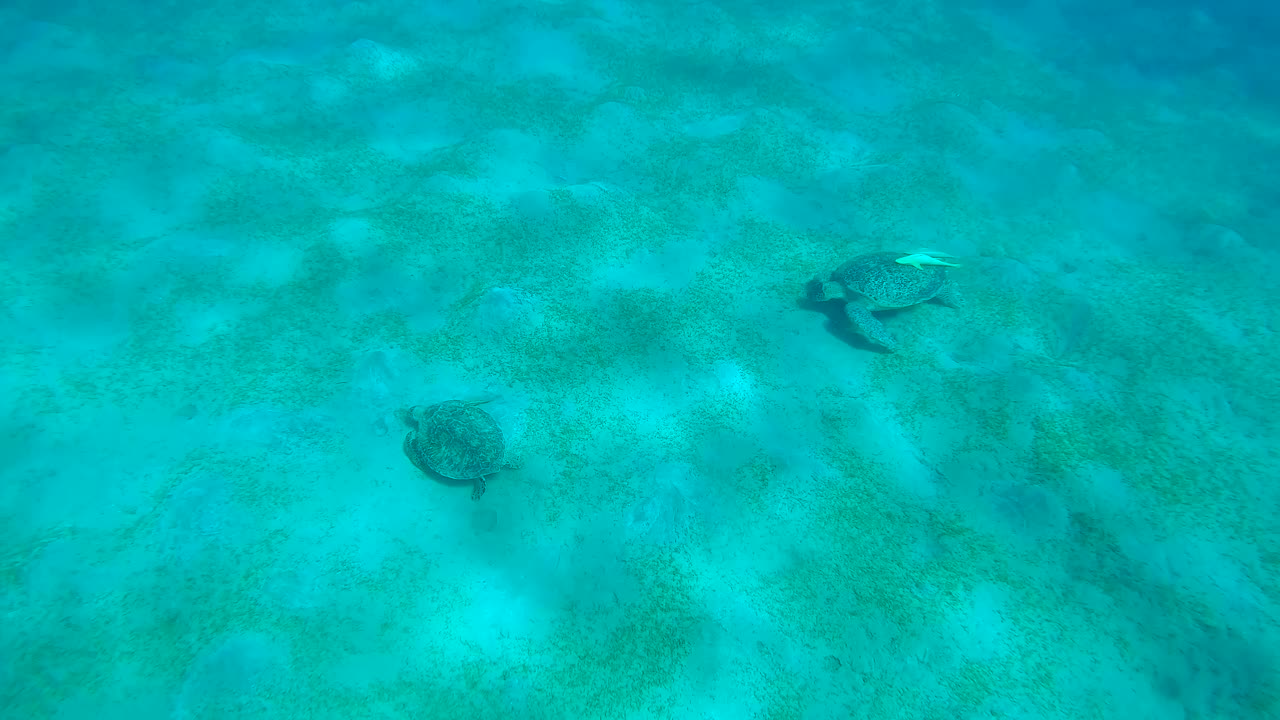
[
  {"xmin": 403, "ymin": 431, "xmax": 433, "ymax": 475},
  {"xmin": 471, "ymin": 475, "xmax": 487, "ymax": 501},
  {"xmin": 933, "ymin": 283, "xmax": 964, "ymax": 309},
  {"xmin": 845, "ymin": 303, "xmax": 897, "ymax": 352}
]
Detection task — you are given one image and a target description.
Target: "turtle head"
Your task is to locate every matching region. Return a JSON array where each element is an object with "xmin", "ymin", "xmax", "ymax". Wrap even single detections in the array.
[
  {"xmin": 394, "ymin": 407, "xmax": 418, "ymax": 428},
  {"xmin": 397, "ymin": 404, "xmax": 439, "ymax": 428},
  {"xmin": 804, "ymin": 275, "xmax": 844, "ymax": 302}
]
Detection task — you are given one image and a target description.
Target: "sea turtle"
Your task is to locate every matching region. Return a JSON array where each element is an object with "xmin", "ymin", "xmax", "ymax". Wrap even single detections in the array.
[
  {"xmin": 805, "ymin": 251, "xmax": 963, "ymax": 351},
  {"xmin": 398, "ymin": 400, "xmax": 514, "ymax": 500}
]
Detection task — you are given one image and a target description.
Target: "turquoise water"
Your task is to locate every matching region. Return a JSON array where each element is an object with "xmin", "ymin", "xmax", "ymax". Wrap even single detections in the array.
[{"xmin": 2, "ymin": 1, "xmax": 1277, "ymax": 718}]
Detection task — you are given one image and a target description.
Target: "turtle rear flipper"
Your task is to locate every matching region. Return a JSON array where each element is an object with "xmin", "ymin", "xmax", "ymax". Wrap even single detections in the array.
[
  {"xmin": 845, "ymin": 303, "xmax": 897, "ymax": 351},
  {"xmin": 471, "ymin": 476, "xmax": 487, "ymax": 501},
  {"xmin": 933, "ymin": 283, "xmax": 964, "ymax": 309}
]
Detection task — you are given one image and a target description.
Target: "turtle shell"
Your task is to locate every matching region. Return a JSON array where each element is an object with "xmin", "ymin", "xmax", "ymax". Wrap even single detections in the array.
[
  {"xmin": 833, "ymin": 251, "xmax": 946, "ymax": 308},
  {"xmin": 404, "ymin": 400, "xmax": 505, "ymax": 480}
]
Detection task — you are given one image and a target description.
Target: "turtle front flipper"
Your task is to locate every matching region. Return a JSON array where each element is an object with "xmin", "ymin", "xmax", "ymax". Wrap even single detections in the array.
[
  {"xmin": 403, "ymin": 431, "xmax": 433, "ymax": 475},
  {"xmin": 471, "ymin": 475, "xmax": 487, "ymax": 501},
  {"xmin": 845, "ymin": 303, "xmax": 897, "ymax": 352}
]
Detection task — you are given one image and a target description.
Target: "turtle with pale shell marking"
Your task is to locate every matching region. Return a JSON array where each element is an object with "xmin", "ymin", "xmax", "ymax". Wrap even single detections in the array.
[
  {"xmin": 398, "ymin": 399, "xmax": 515, "ymax": 500},
  {"xmin": 805, "ymin": 251, "xmax": 963, "ymax": 351}
]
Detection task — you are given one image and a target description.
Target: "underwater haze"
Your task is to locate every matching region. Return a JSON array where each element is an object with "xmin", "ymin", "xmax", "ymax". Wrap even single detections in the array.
[{"xmin": 2, "ymin": 0, "xmax": 1278, "ymax": 718}]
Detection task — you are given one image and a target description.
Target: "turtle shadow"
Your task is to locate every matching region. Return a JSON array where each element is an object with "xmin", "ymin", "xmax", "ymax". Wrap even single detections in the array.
[
  {"xmin": 406, "ymin": 454, "xmax": 491, "ymax": 499},
  {"xmin": 796, "ymin": 297, "xmax": 899, "ymax": 354},
  {"xmin": 423, "ymin": 474, "xmax": 477, "ymax": 491}
]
